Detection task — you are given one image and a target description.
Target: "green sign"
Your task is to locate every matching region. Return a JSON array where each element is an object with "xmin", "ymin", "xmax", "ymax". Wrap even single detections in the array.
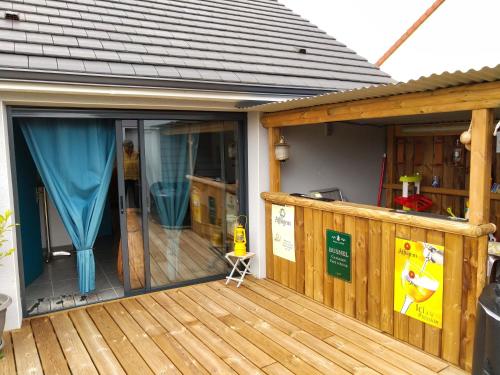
[{"xmin": 326, "ymin": 229, "xmax": 352, "ymax": 282}]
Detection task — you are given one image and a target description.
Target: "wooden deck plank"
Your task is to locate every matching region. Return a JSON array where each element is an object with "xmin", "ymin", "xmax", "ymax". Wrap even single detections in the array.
[
  {"xmin": 199, "ymin": 284, "xmax": 349, "ymax": 375},
  {"xmin": 104, "ymin": 302, "xmax": 180, "ymax": 374},
  {"xmin": 263, "ymin": 277, "xmax": 449, "ymax": 372},
  {"xmin": 69, "ymin": 309, "xmax": 126, "ymax": 375},
  {"xmin": 86, "ymin": 305, "xmax": 154, "ymax": 375},
  {"xmin": 166, "ymin": 288, "xmax": 275, "ymax": 368},
  {"xmin": 11, "ymin": 321, "xmax": 43, "ymax": 375},
  {"xmin": 30, "ymin": 317, "xmax": 70, "ymax": 375},
  {"xmin": 137, "ymin": 294, "xmax": 236, "ymax": 375},
  {"xmin": 121, "ymin": 298, "xmax": 209, "ymax": 375},
  {"xmin": 188, "ymin": 285, "xmax": 324, "ymax": 375},
  {"xmin": 243, "ymin": 280, "xmax": 431, "ymax": 375},
  {"xmin": 207, "ymin": 282, "xmax": 353, "ymax": 375},
  {"xmin": 224, "ymin": 282, "xmax": 333, "ymax": 339},
  {"xmin": 49, "ymin": 313, "xmax": 98, "ymax": 375},
  {"xmin": 153, "ymin": 292, "xmax": 265, "ymax": 375},
  {"xmin": 439, "ymin": 365, "xmax": 470, "ymax": 374},
  {"xmin": 0, "ymin": 333, "xmax": 16, "ymax": 375},
  {"xmin": 11, "ymin": 278, "xmax": 461, "ymax": 375},
  {"xmin": 262, "ymin": 362, "xmax": 295, "ymax": 375}
]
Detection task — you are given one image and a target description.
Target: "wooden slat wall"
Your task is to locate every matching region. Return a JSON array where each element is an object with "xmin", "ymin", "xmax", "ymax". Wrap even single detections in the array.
[
  {"xmin": 388, "ymin": 129, "xmax": 500, "ymax": 236},
  {"xmin": 391, "ymin": 134, "xmax": 468, "ymax": 217},
  {"xmin": 265, "ymin": 203, "xmax": 487, "ymax": 372}
]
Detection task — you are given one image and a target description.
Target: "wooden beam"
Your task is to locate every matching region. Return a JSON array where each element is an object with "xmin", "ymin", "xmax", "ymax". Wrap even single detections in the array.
[
  {"xmin": 262, "ymin": 192, "xmax": 496, "ymax": 237},
  {"xmin": 268, "ymin": 128, "xmax": 281, "ymax": 192},
  {"xmin": 261, "ymin": 81, "xmax": 500, "ymax": 128},
  {"xmin": 468, "ymin": 109, "xmax": 494, "ymax": 225},
  {"xmin": 375, "ymin": 0, "xmax": 446, "ymax": 67}
]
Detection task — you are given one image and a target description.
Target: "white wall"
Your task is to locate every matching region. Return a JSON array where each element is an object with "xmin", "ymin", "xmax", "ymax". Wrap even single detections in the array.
[
  {"xmin": 281, "ymin": 123, "xmax": 386, "ymax": 205},
  {"xmin": 0, "ymin": 102, "xmax": 23, "ymax": 330},
  {"xmin": 246, "ymin": 112, "xmax": 269, "ymax": 278}
]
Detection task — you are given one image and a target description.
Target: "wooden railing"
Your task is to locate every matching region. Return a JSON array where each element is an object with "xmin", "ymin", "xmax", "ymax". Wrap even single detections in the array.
[{"xmin": 262, "ymin": 192, "xmax": 496, "ymax": 371}]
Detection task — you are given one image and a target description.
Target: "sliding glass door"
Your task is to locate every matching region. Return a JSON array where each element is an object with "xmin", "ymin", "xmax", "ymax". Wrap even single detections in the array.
[
  {"xmin": 143, "ymin": 120, "xmax": 241, "ymax": 288},
  {"xmin": 115, "ymin": 116, "xmax": 245, "ymax": 293}
]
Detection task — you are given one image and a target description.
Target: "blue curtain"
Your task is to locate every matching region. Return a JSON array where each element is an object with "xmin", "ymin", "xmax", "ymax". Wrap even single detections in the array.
[
  {"xmin": 20, "ymin": 119, "xmax": 116, "ymax": 294},
  {"xmin": 151, "ymin": 133, "xmax": 198, "ymax": 228}
]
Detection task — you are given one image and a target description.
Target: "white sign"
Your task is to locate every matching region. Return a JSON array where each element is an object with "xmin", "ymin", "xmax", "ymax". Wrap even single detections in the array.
[{"xmin": 271, "ymin": 204, "xmax": 296, "ymax": 262}]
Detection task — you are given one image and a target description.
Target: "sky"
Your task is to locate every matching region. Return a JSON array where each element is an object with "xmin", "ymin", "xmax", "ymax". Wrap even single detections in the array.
[{"xmin": 280, "ymin": 0, "xmax": 500, "ymax": 82}]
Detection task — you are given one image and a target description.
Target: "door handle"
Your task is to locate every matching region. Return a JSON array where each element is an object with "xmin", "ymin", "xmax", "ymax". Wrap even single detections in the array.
[{"xmin": 120, "ymin": 196, "xmax": 124, "ymax": 214}]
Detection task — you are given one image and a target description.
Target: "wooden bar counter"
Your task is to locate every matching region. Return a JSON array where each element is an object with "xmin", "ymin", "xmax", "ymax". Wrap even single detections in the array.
[{"xmin": 262, "ymin": 191, "xmax": 496, "ymax": 370}]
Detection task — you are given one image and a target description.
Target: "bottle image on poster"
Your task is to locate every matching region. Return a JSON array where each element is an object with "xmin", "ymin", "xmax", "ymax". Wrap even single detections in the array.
[{"xmin": 394, "ymin": 238, "xmax": 444, "ymax": 329}]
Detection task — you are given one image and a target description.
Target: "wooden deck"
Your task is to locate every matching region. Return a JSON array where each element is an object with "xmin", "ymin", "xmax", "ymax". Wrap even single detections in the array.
[{"xmin": 1, "ymin": 278, "xmax": 468, "ymax": 375}]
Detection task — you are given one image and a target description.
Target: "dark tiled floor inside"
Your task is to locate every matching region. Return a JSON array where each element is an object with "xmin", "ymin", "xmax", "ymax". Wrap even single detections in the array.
[{"xmin": 25, "ymin": 236, "xmax": 124, "ymax": 316}]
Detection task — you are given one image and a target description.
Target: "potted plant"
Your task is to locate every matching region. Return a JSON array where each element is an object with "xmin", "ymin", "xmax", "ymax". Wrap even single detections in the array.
[{"xmin": 0, "ymin": 210, "xmax": 15, "ymax": 351}]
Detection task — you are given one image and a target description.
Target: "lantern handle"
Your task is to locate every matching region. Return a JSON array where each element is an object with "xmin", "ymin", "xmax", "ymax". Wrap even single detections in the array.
[{"xmin": 237, "ymin": 215, "xmax": 247, "ymax": 228}]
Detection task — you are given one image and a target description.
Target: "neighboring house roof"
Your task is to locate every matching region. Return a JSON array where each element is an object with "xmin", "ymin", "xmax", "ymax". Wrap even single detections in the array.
[
  {"xmin": 247, "ymin": 64, "xmax": 500, "ymax": 112},
  {"xmin": 0, "ymin": 0, "xmax": 393, "ymax": 95}
]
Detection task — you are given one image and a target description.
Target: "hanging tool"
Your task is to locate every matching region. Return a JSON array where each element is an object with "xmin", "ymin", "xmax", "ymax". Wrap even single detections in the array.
[{"xmin": 377, "ymin": 153, "xmax": 387, "ymax": 207}]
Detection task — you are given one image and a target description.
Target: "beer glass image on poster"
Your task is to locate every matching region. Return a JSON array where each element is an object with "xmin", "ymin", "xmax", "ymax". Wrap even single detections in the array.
[
  {"xmin": 394, "ymin": 238, "xmax": 444, "ymax": 328},
  {"xmin": 271, "ymin": 204, "xmax": 295, "ymax": 262}
]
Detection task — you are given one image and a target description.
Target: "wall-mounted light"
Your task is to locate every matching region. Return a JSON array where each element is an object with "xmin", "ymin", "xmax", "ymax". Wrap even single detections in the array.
[{"xmin": 274, "ymin": 135, "xmax": 290, "ymax": 162}]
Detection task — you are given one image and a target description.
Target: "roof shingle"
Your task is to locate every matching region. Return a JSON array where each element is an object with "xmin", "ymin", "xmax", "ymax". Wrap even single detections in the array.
[{"xmin": 0, "ymin": 0, "xmax": 393, "ymax": 92}]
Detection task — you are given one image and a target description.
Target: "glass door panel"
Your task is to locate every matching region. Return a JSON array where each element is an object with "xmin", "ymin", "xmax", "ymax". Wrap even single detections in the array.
[
  {"xmin": 116, "ymin": 120, "xmax": 146, "ymax": 292},
  {"xmin": 143, "ymin": 120, "xmax": 239, "ymax": 287}
]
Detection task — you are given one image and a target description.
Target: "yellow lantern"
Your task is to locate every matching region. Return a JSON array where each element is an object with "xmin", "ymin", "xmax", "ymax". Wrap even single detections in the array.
[{"xmin": 233, "ymin": 216, "xmax": 247, "ymax": 256}]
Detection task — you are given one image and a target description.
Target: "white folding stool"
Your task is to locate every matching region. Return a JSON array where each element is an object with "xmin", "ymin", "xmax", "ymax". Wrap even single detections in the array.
[{"xmin": 225, "ymin": 251, "xmax": 255, "ymax": 287}]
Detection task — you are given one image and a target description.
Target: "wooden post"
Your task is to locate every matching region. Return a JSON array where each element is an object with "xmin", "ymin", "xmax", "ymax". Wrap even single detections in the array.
[
  {"xmin": 468, "ymin": 109, "xmax": 494, "ymax": 225},
  {"xmin": 268, "ymin": 128, "xmax": 281, "ymax": 192}
]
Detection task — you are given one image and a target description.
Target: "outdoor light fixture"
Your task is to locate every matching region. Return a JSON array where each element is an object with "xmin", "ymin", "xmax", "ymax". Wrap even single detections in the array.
[{"xmin": 274, "ymin": 135, "xmax": 290, "ymax": 162}]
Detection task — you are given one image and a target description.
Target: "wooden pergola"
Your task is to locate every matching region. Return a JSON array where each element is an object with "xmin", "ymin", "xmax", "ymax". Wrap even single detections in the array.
[
  {"xmin": 264, "ymin": 80, "xmax": 500, "ymax": 224},
  {"xmin": 259, "ymin": 73, "xmax": 500, "ymax": 371}
]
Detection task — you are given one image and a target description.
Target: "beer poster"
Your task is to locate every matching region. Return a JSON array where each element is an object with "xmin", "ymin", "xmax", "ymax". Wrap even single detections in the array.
[
  {"xmin": 271, "ymin": 204, "xmax": 295, "ymax": 262},
  {"xmin": 394, "ymin": 238, "xmax": 444, "ymax": 329},
  {"xmin": 326, "ymin": 230, "xmax": 351, "ymax": 282}
]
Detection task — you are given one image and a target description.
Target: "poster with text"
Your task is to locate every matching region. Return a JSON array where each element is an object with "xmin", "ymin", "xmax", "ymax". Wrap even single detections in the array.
[
  {"xmin": 394, "ymin": 238, "xmax": 444, "ymax": 329},
  {"xmin": 326, "ymin": 230, "xmax": 351, "ymax": 282},
  {"xmin": 271, "ymin": 204, "xmax": 295, "ymax": 262}
]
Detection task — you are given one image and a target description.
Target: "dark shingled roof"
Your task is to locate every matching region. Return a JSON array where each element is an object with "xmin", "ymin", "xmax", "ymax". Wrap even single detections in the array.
[{"xmin": 0, "ymin": 0, "xmax": 393, "ymax": 94}]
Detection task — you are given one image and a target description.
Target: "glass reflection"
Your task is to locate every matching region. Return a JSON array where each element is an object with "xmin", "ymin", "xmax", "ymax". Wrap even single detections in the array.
[{"xmin": 144, "ymin": 120, "xmax": 239, "ymax": 287}]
